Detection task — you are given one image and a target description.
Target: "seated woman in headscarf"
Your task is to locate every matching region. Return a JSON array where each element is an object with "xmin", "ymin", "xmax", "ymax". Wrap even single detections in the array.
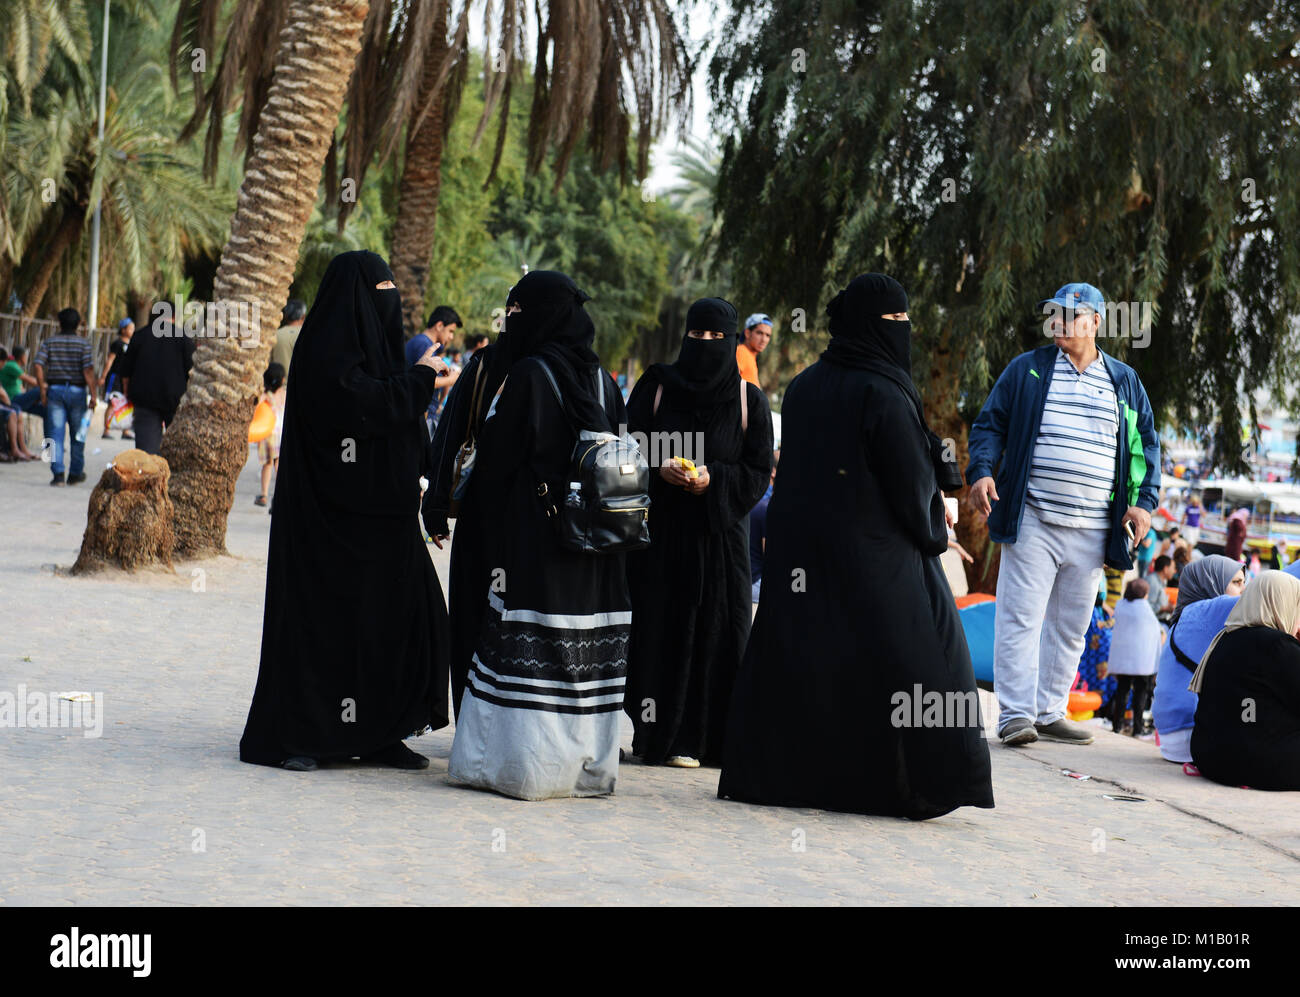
[
  {"xmin": 446, "ymin": 271, "xmax": 631, "ymax": 801},
  {"xmin": 240, "ymin": 251, "xmax": 452, "ymax": 771},
  {"xmin": 1190, "ymin": 571, "xmax": 1300, "ymax": 790},
  {"xmin": 624, "ymin": 298, "xmax": 773, "ymax": 768},
  {"xmin": 718, "ymin": 274, "xmax": 994, "ymax": 820},
  {"xmin": 1151, "ymin": 555, "xmax": 1244, "ymax": 763}
]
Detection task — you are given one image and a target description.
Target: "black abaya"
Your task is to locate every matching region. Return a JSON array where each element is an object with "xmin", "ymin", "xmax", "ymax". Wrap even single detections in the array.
[
  {"xmin": 240, "ymin": 251, "xmax": 450, "ymax": 766},
  {"xmin": 718, "ymin": 274, "xmax": 992, "ymax": 819},
  {"xmin": 624, "ymin": 333, "xmax": 773, "ymax": 765},
  {"xmin": 423, "ymin": 345, "xmax": 494, "ymax": 718},
  {"xmin": 1191, "ymin": 626, "xmax": 1300, "ymax": 790}
]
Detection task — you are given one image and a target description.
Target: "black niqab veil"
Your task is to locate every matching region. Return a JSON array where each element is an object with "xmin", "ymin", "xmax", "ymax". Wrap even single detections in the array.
[
  {"xmin": 486, "ymin": 270, "xmax": 607, "ymax": 428},
  {"xmin": 651, "ymin": 297, "xmax": 742, "ymax": 419},
  {"xmin": 821, "ymin": 273, "xmax": 961, "ymax": 490}
]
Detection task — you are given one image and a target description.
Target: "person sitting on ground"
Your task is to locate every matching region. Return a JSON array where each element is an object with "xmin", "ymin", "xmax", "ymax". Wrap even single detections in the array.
[
  {"xmin": 1189, "ymin": 571, "xmax": 1300, "ymax": 791},
  {"xmin": 1146, "ymin": 555, "xmax": 1175, "ymax": 618},
  {"xmin": 0, "ymin": 349, "xmax": 39, "ymax": 460},
  {"xmin": 4, "ymin": 345, "xmax": 44, "ymax": 418},
  {"xmin": 1152, "ymin": 555, "xmax": 1244, "ymax": 763},
  {"xmin": 255, "ymin": 362, "xmax": 286, "ymax": 508},
  {"xmin": 0, "ymin": 378, "xmax": 38, "ymax": 461},
  {"xmin": 1158, "ymin": 526, "xmax": 1181, "ymax": 559},
  {"xmin": 1223, "ymin": 509, "xmax": 1250, "ymax": 561},
  {"xmin": 1171, "ymin": 541, "xmax": 1193, "ymax": 588},
  {"xmin": 1106, "ymin": 578, "xmax": 1165, "ymax": 736}
]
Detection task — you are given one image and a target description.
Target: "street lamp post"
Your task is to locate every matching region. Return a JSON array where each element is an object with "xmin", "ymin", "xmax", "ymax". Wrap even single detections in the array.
[{"xmin": 86, "ymin": 0, "xmax": 111, "ymax": 332}]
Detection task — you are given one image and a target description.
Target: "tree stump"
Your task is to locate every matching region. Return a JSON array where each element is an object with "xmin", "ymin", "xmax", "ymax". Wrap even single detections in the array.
[{"xmin": 71, "ymin": 450, "xmax": 176, "ymax": 574}]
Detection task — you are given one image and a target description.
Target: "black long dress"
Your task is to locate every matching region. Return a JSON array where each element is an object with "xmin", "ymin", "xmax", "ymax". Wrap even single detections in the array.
[
  {"xmin": 446, "ymin": 271, "xmax": 632, "ymax": 800},
  {"xmin": 240, "ymin": 251, "xmax": 450, "ymax": 766},
  {"xmin": 624, "ymin": 369, "xmax": 772, "ymax": 764},
  {"xmin": 1191, "ymin": 626, "xmax": 1300, "ymax": 790},
  {"xmin": 423, "ymin": 345, "xmax": 494, "ymax": 719},
  {"xmin": 717, "ymin": 358, "xmax": 994, "ymax": 818}
]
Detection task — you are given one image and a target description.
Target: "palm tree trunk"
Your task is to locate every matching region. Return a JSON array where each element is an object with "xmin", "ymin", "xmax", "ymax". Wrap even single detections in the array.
[
  {"xmin": 142, "ymin": 0, "xmax": 370, "ymax": 559},
  {"xmin": 389, "ymin": 4, "xmax": 450, "ymax": 339},
  {"xmin": 19, "ymin": 206, "xmax": 87, "ymax": 330}
]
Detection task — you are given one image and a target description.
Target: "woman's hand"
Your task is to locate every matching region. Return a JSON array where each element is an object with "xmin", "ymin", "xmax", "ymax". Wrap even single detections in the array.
[
  {"xmin": 415, "ymin": 344, "xmax": 448, "ymax": 375},
  {"xmin": 947, "ymin": 538, "xmax": 973, "ymax": 563},
  {"xmin": 660, "ymin": 459, "xmax": 693, "ymax": 487},
  {"xmin": 686, "ymin": 465, "xmax": 710, "ymax": 494}
]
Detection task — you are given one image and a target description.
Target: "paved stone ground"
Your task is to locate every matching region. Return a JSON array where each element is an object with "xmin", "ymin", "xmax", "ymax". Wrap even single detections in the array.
[{"xmin": 3, "ymin": 431, "xmax": 1299, "ymax": 905}]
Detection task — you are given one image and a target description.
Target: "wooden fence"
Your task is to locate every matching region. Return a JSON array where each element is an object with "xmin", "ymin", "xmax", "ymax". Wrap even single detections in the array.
[{"xmin": 0, "ymin": 313, "xmax": 118, "ymax": 370}]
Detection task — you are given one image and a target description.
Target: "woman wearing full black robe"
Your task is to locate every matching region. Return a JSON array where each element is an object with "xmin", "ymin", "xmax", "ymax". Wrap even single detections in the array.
[
  {"xmin": 447, "ymin": 271, "xmax": 632, "ymax": 800},
  {"xmin": 624, "ymin": 298, "xmax": 773, "ymax": 766},
  {"xmin": 718, "ymin": 273, "xmax": 994, "ymax": 819},
  {"xmin": 423, "ymin": 342, "xmax": 499, "ymax": 719},
  {"xmin": 240, "ymin": 251, "xmax": 451, "ymax": 771}
]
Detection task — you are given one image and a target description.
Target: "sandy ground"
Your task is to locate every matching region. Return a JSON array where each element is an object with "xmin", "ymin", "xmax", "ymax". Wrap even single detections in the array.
[{"xmin": 2, "ymin": 428, "xmax": 1299, "ymax": 905}]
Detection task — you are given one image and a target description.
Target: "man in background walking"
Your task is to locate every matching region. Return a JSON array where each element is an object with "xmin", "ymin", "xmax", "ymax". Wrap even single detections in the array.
[{"xmin": 33, "ymin": 308, "xmax": 96, "ymax": 485}]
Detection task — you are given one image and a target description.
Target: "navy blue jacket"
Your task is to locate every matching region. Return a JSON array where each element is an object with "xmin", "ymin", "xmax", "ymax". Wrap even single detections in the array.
[{"xmin": 965, "ymin": 345, "xmax": 1161, "ymax": 570}]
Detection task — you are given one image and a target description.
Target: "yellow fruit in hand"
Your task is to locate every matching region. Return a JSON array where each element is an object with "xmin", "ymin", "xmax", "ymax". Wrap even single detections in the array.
[{"xmin": 675, "ymin": 456, "xmax": 699, "ymax": 479}]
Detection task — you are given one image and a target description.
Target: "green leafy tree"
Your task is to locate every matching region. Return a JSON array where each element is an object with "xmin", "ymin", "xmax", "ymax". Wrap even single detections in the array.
[{"xmin": 709, "ymin": 0, "xmax": 1300, "ymax": 589}]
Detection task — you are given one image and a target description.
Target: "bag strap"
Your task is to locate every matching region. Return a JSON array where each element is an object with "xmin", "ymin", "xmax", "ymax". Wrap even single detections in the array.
[
  {"xmin": 1169, "ymin": 626, "xmax": 1199, "ymax": 673},
  {"xmin": 535, "ymin": 357, "xmax": 564, "ymax": 412},
  {"xmin": 461, "ymin": 356, "xmax": 489, "ymax": 447},
  {"xmin": 654, "ymin": 378, "xmax": 747, "ymax": 432}
]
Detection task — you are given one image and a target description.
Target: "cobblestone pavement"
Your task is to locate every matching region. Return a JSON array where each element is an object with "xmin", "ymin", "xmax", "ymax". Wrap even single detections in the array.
[{"xmin": 3, "ymin": 438, "xmax": 1298, "ymax": 905}]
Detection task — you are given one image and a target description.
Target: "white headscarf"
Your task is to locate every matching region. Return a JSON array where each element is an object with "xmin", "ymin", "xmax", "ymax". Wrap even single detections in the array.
[{"xmin": 1189, "ymin": 571, "xmax": 1300, "ymax": 693}]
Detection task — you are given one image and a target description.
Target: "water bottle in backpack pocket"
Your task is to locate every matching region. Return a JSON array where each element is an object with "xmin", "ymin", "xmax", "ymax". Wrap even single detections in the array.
[{"xmin": 534, "ymin": 360, "xmax": 651, "ymax": 554}]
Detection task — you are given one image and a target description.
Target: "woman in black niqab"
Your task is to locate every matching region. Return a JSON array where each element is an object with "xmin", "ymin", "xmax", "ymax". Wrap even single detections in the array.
[
  {"xmin": 624, "ymin": 297, "xmax": 774, "ymax": 766},
  {"xmin": 718, "ymin": 273, "xmax": 993, "ymax": 819},
  {"xmin": 240, "ymin": 250, "xmax": 452, "ymax": 771},
  {"xmin": 446, "ymin": 270, "xmax": 634, "ymax": 800}
]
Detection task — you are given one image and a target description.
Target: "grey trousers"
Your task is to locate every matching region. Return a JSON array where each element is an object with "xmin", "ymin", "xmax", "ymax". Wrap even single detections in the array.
[{"xmin": 993, "ymin": 504, "xmax": 1106, "ymax": 733}]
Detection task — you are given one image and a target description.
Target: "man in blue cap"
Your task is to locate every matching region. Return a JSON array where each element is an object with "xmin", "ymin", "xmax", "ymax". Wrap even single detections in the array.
[
  {"xmin": 737, "ymin": 312, "xmax": 772, "ymax": 387},
  {"xmin": 966, "ymin": 282, "xmax": 1161, "ymax": 747}
]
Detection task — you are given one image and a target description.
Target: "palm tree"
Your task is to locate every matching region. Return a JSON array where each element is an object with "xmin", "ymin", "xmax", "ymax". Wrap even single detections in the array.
[
  {"xmin": 176, "ymin": 0, "xmax": 688, "ymax": 336},
  {"xmin": 3, "ymin": 61, "xmax": 231, "ymax": 327},
  {"xmin": 140, "ymin": 0, "xmax": 372, "ymax": 558},
  {"xmin": 0, "ymin": 0, "xmax": 90, "ymax": 289}
]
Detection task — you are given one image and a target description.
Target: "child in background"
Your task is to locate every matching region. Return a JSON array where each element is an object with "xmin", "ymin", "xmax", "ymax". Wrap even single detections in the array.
[
  {"xmin": 1107, "ymin": 578, "xmax": 1165, "ymax": 736},
  {"xmin": 255, "ymin": 363, "xmax": 286, "ymax": 508}
]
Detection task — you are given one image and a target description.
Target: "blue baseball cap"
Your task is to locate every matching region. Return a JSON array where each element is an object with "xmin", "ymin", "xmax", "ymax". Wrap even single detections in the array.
[
  {"xmin": 1039, "ymin": 282, "xmax": 1105, "ymax": 315},
  {"xmin": 118, "ymin": 317, "xmax": 134, "ymax": 329},
  {"xmin": 744, "ymin": 312, "xmax": 773, "ymax": 330}
]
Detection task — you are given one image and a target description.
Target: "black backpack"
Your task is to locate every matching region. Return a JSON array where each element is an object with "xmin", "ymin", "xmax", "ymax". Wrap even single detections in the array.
[{"xmin": 534, "ymin": 359, "xmax": 650, "ymax": 554}]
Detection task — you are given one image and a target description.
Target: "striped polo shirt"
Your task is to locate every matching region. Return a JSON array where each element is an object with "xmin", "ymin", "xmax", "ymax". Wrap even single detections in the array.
[
  {"xmin": 1024, "ymin": 349, "xmax": 1118, "ymax": 530},
  {"xmin": 34, "ymin": 334, "xmax": 94, "ymax": 384}
]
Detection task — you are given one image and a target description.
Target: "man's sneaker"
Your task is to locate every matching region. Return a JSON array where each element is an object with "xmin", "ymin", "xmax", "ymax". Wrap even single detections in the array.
[
  {"xmin": 1035, "ymin": 718, "xmax": 1095, "ymax": 744},
  {"xmin": 50, "ymin": 474, "xmax": 65, "ymax": 486},
  {"xmin": 67, "ymin": 472, "xmax": 86, "ymax": 484},
  {"xmin": 999, "ymin": 718, "xmax": 1038, "ymax": 746}
]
